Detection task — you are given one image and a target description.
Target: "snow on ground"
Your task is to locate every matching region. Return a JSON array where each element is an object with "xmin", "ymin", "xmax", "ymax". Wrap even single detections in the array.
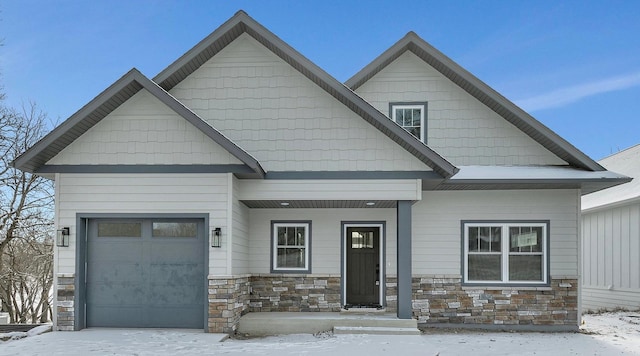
[{"xmin": 0, "ymin": 312, "xmax": 638, "ymax": 355}]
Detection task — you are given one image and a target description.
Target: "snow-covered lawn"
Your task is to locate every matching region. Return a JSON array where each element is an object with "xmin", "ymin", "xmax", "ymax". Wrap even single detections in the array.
[{"xmin": 0, "ymin": 312, "xmax": 638, "ymax": 355}]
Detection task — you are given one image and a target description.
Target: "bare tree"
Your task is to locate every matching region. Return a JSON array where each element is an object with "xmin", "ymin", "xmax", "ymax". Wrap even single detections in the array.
[{"xmin": 0, "ymin": 102, "xmax": 54, "ymax": 323}]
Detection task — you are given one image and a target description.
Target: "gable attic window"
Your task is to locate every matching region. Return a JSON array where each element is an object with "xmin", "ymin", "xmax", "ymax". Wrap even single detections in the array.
[{"xmin": 389, "ymin": 102, "xmax": 427, "ymax": 143}]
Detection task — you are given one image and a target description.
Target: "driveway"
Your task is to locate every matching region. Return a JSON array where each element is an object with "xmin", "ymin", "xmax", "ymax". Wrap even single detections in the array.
[{"xmin": 0, "ymin": 312, "xmax": 638, "ymax": 355}]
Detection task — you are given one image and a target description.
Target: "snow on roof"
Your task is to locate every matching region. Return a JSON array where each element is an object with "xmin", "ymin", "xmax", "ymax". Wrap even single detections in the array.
[{"xmin": 582, "ymin": 144, "xmax": 640, "ymax": 211}]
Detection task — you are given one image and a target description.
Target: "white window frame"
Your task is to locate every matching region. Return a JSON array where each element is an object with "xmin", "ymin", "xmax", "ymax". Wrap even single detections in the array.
[
  {"xmin": 390, "ymin": 103, "xmax": 426, "ymax": 142},
  {"xmin": 463, "ymin": 221, "xmax": 548, "ymax": 285},
  {"xmin": 271, "ymin": 221, "xmax": 311, "ymax": 273}
]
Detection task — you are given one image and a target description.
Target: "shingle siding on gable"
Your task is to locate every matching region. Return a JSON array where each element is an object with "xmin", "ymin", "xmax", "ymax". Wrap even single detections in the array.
[
  {"xmin": 355, "ymin": 52, "xmax": 566, "ymax": 166},
  {"xmin": 169, "ymin": 33, "xmax": 432, "ymax": 172},
  {"xmin": 47, "ymin": 89, "xmax": 243, "ymax": 166}
]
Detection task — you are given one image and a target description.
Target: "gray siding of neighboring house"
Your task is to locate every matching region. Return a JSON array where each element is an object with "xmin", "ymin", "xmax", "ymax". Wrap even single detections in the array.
[{"xmin": 582, "ymin": 202, "xmax": 640, "ymax": 311}]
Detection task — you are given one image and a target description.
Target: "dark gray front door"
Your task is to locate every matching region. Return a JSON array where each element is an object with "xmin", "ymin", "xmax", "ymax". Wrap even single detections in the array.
[
  {"xmin": 346, "ymin": 226, "xmax": 380, "ymax": 306},
  {"xmin": 86, "ymin": 218, "xmax": 204, "ymax": 328}
]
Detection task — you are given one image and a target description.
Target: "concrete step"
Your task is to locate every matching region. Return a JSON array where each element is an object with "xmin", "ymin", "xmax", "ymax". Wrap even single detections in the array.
[
  {"xmin": 334, "ymin": 326, "xmax": 421, "ymax": 335},
  {"xmin": 334, "ymin": 317, "xmax": 418, "ymax": 329},
  {"xmin": 237, "ymin": 312, "xmax": 419, "ymax": 336},
  {"xmin": 340, "ymin": 308, "xmax": 387, "ymax": 315}
]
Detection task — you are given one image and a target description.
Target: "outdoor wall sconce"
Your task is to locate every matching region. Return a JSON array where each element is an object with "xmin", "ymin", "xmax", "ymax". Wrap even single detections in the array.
[
  {"xmin": 56, "ymin": 227, "xmax": 70, "ymax": 247},
  {"xmin": 212, "ymin": 228, "xmax": 222, "ymax": 248}
]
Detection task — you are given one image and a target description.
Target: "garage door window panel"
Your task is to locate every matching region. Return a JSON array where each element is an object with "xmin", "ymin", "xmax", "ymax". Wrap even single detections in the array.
[
  {"xmin": 152, "ymin": 222, "xmax": 198, "ymax": 238},
  {"xmin": 97, "ymin": 222, "xmax": 142, "ymax": 237}
]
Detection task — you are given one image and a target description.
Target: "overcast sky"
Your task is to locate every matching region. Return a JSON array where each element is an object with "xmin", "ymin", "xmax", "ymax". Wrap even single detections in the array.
[{"xmin": 1, "ymin": 1, "xmax": 638, "ymax": 160}]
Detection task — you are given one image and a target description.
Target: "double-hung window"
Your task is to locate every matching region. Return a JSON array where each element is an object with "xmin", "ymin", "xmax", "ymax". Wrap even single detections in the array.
[
  {"xmin": 463, "ymin": 221, "xmax": 548, "ymax": 284},
  {"xmin": 390, "ymin": 103, "xmax": 426, "ymax": 142},
  {"xmin": 271, "ymin": 221, "xmax": 311, "ymax": 273}
]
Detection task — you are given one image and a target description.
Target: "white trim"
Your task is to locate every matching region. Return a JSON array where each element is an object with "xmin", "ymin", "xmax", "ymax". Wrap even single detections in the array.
[
  {"xmin": 226, "ymin": 173, "xmax": 233, "ymax": 275},
  {"xmin": 272, "ymin": 222, "xmax": 310, "ymax": 272},
  {"xmin": 576, "ymin": 189, "xmax": 583, "ymax": 326},
  {"xmin": 342, "ymin": 223, "xmax": 385, "ymax": 306},
  {"xmin": 463, "ymin": 222, "xmax": 548, "ymax": 284},
  {"xmin": 53, "ymin": 173, "xmax": 60, "ymax": 329},
  {"xmin": 391, "ymin": 104, "xmax": 425, "ymax": 142}
]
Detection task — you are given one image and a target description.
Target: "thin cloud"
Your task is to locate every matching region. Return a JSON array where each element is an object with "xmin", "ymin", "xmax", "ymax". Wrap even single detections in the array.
[{"xmin": 515, "ymin": 71, "xmax": 640, "ymax": 111}]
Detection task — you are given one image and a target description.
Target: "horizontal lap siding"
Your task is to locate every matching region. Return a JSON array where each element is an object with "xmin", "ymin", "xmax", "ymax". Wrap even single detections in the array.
[
  {"xmin": 238, "ymin": 179, "xmax": 421, "ymax": 201},
  {"xmin": 355, "ymin": 52, "xmax": 565, "ymax": 166},
  {"xmin": 56, "ymin": 173, "xmax": 230, "ymax": 275},
  {"xmin": 169, "ymin": 33, "xmax": 431, "ymax": 172},
  {"xmin": 47, "ymin": 89, "xmax": 242, "ymax": 165},
  {"xmin": 582, "ymin": 203, "xmax": 640, "ymax": 309},
  {"xmin": 248, "ymin": 208, "xmax": 397, "ymax": 274},
  {"xmin": 232, "ymin": 176, "xmax": 250, "ymax": 274},
  {"xmin": 412, "ymin": 190, "xmax": 580, "ymax": 276}
]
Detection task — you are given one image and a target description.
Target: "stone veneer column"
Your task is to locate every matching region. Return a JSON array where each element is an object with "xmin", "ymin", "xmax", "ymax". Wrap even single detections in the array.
[
  {"xmin": 207, "ymin": 275, "xmax": 250, "ymax": 333},
  {"xmin": 56, "ymin": 273, "xmax": 75, "ymax": 331}
]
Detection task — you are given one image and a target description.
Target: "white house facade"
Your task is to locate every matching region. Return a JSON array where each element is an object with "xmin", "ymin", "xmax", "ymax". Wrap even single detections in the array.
[
  {"xmin": 582, "ymin": 144, "xmax": 639, "ymax": 311},
  {"xmin": 13, "ymin": 11, "xmax": 629, "ymax": 333}
]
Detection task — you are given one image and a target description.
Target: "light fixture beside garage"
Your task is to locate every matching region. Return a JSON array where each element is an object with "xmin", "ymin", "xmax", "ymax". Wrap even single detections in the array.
[
  {"xmin": 211, "ymin": 227, "xmax": 222, "ymax": 248},
  {"xmin": 56, "ymin": 227, "xmax": 70, "ymax": 247}
]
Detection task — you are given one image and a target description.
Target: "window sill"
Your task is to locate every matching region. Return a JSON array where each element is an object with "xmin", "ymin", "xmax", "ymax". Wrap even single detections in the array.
[
  {"xmin": 270, "ymin": 270, "xmax": 312, "ymax": 275},
  {"xmin": 462, "ymin": 285, "xmax": 552, "ymax": 291}
]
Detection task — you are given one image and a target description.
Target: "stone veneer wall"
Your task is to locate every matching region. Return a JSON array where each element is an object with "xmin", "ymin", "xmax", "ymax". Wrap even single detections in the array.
[
  {"xmin": 207, "ymin": 275, "xmax": 250, "ymax": 333},
  {"xmin": 248, "ymin": 274, "xmax": 341, "ymax": 312},
  {"xmin": 386, "ymin": 275, "xmax": 578, "ymax": 327},
  {"xmin": 56, "ymin": 273, "xmax": 75, "ymax": 331},
  {"xmin": 56, "ymin": 273, "xmax": 577, "ymax": 333}
]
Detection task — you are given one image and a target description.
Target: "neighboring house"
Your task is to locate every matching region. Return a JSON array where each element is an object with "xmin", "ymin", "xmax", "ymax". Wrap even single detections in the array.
[
  {"xmin": 582, "ymin": 144, "xmax": 640, "ymax": 311},
  {"xmin": 12, "ymin": 11, "xmax": 629, "ymax": 333}
]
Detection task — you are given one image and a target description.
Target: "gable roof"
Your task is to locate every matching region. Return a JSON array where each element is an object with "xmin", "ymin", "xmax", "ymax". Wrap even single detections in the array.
[
  {"xmin": 345, "ymin": 32, "xmax": 605, "ymax": 172},
  {"xmin": 12, "ymin": 68, "xmax": 265, "ymax": 177},
  {"xmin": 582, "ymin": 144, "xmax": 639, "ymax": 212},
  {"xmin": 153, "ymin": 10, "xmax": 457, "ymax": 178}
]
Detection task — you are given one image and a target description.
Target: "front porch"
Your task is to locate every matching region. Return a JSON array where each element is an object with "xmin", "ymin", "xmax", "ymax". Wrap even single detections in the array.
[{"xmin": 237, "ymin": 310, "xmax": 420, "ymax": 336}]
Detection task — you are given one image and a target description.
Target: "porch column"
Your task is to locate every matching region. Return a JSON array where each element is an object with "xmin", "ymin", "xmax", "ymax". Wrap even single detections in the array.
[{"xmin": 396, "ymin": 200, "xmax": 412, "ymax": 319}]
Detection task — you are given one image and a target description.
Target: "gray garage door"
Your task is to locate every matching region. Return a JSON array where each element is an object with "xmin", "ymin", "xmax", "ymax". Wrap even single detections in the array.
[{"xmin": 86, "ymin": 218, "xmax": 205, "ymax": 328}]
